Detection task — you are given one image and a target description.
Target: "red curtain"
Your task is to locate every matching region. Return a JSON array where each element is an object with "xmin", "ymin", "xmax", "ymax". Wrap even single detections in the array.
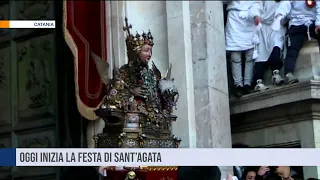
[
  {"xmin": 64, "ymin": 1, "xmax": 107, "ymax": 120},
  {"xmin": 146, "ymin": 171, "xmax": 178, "ymax": 180},
  {"xmin": 105, "ymin": 170, "xmax": 178, "ymax": 180}
]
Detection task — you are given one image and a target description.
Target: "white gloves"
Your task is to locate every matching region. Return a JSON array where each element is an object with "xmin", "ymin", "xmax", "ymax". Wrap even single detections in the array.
[
  {"xmin": 239, "ymin": 11, "xmax": 249, "ymax": 19},
  {"xmin": 271, "ymin": 15, "xmax": 283, "ymax": 31}
]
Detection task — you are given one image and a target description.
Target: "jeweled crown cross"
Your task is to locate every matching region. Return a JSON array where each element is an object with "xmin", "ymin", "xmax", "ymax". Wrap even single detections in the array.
[{"xmin": 123, "ymin": 17, "xmax": 132, "ymax": 35}]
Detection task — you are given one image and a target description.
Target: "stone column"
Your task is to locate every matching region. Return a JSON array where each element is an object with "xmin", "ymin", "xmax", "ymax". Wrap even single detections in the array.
[
  {"xmin": 189, "ymin": 1, "xmax": 232, "ymax": 148},
  {"xmin": 125, "ymin": 1, "xmax": 169, "ymax": 74},
  {"xmin": 110, "ymin": 1, "xmax": 127, "ymax": 68},
  {"xmin": 166, "ymin": 1, "xmax": 197, "ymax": 148},
  {"xmin": 191, "ymin": 1, "xmax": 232, "ymax": 176},
  {"xmin": 166, "ymin": 1, "xmax": 232, "ymax": 176}
]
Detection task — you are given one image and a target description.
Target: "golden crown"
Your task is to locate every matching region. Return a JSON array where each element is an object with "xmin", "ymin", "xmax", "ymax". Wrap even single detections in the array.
[{"xmin": 123, "ymin": 17, "xmax": 154, "ymax": 58}]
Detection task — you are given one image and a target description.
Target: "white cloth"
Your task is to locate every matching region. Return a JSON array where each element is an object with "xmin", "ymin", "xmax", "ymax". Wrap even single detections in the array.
[
  {"xmin": 252, "ymin": 33, "xmax": 260, "ymax": 59},
  {"xmin": 225, "ymin": 1, "xmax": 262, "ymax": 51},
  {"xmin": 252, "ymin": 45, "xmax": 259, "ymax": 59},
  {"xmin": 239, "ymin": 11, "xmax": 249, "ymax": 19},
  {"xmin": 256, "ymin": 23, "xmax": 262, "ymax": 31},
  {"xmin": 271, "ymin": 15, "xmax": 283, "ymax": 31},
  {"xmin": 252, "ymin": 33, "xmax": 260, "ymax": 44},
  {"xmin": 256, "ymin": 1, "xmax": 286, "ymax": 62},
  {"xmin": 256, "ymin": 25, "xmax": 286, "ymax": 62}
]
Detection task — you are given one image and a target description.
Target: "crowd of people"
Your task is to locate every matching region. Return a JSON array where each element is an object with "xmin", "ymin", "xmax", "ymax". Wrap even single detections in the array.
[
  {"xmin": 60, "ymin": 165, "xmax": 314, "ymax": 180},
  {"xmin": 178, "ymin": 166, "xmax": 317, "ymax": 180},
  {"xmin": 225, "ymin": 1, "xmax": 320, "ymax": 97},
  {"xmin": 235, "ymin": 166, "xmax": 303, "ymax": 180}
]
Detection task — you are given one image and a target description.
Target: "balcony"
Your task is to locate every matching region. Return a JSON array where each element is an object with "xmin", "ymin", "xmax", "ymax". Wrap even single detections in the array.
[
  {"xmin": 229, "ymin": 40, "xmax": 320, "ymax": 178},
  {"xmin": 229, "ymin": 38, "xmax": 320, "ymax": 114}
]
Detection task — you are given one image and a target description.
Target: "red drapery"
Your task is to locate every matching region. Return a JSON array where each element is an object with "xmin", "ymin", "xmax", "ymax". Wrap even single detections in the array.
[
  {"xmin": 105, "ymin": 170, "xmax": 178, "ymax": 180},
  {"xmin": 63, "ymin": 1, "xmax": 107, "ymax": 120}
]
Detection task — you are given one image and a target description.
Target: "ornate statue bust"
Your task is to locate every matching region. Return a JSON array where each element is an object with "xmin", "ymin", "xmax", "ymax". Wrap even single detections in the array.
[{"xmin": 92, "ymin": 18, "xmax": 181, "ymax": 149}]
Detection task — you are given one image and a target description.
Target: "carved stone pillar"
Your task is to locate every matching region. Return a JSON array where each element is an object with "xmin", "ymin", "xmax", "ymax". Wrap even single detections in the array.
[
  {"xmin": 166, "ymin": 1, "xmax": 197, "ymax": 148},
  {"xmin": 110, "ymin": 1, "xmax": 126, "ymax": 68},
  {"xmin": 125, "ymin": 1, "xmax": 169, "ymax": 74}
]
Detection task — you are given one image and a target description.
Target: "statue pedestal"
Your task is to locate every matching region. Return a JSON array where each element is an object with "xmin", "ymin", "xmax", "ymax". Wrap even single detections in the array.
[{"xmin": 104, "ymin": 168, "xmax": 177, "ymax": 180}]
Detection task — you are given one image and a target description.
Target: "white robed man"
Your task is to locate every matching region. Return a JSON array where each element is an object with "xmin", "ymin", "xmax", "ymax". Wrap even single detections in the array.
[
  {"xmin": 273, "ymin": 0, "xmax": 320, "ymax": 84},
  {"xmin": 254, "ymin": 0, "xmax": 286, "ymax": 92},
  {"xmin": 225, "ymin": 1, "xmax": 262, "ymax": 97}
]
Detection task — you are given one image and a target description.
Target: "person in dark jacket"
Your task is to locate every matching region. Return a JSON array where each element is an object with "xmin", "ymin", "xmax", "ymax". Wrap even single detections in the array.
[{"xmin": 177, "ymin": 166, "xmax": 221, "ymax": 180}]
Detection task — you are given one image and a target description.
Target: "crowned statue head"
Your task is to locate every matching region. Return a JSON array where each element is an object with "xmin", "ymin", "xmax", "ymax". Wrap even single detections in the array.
[{"xmin": 123, "ymin": 17, "xmax": 154, "ymax": 65}]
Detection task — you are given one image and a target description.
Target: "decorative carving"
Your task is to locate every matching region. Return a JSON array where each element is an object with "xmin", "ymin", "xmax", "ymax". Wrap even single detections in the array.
[
  {"xmin": 15, "ymin": 135, "xmax": 53, "ymax": 177},
  {"xmin": 18, "ymin": 1, "xmax": 49, "ymax": 20},
  {"xmin": 125, "ymin": 171, "xmax": 136, "ymax": 180},
  {"xmin": 140, "ymin": 166, "xmax": 178, "ymax": 171},
  {"xmin": 18, "ymin": 36, "xmax": 52, "ymax": 115},
  {"xmin": 20, "ymin": 137, "xmax": 51, "ymax": 148}
]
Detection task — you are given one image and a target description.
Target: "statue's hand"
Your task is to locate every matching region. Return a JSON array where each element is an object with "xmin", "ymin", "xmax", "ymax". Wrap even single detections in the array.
[{"xmin": 133, "ymin": 87, "xmax": 148, "ymax": 98}]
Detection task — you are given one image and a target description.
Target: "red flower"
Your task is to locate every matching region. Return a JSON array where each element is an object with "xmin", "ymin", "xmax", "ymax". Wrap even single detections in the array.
[{"xmin": 306, "ymin": 0, "xmax": 316, "ymax": 8}]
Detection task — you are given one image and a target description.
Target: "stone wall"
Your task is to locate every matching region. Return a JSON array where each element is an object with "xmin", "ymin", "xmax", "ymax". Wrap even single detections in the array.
[{"xmin": 230, "ymin": 81, "xmax": 320, "ymax": 178}]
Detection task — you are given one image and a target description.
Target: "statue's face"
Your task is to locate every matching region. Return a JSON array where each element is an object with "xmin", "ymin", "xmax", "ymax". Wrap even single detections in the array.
[{"xmin": 139, "ymin": 44, "xmax": 152, "ymax": 64}]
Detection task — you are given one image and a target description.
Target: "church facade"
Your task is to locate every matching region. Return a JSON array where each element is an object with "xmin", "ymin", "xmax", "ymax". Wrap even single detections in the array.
[{"xmin": 0, "ymin": 1, "xmax": 319, "ymax": 179}]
